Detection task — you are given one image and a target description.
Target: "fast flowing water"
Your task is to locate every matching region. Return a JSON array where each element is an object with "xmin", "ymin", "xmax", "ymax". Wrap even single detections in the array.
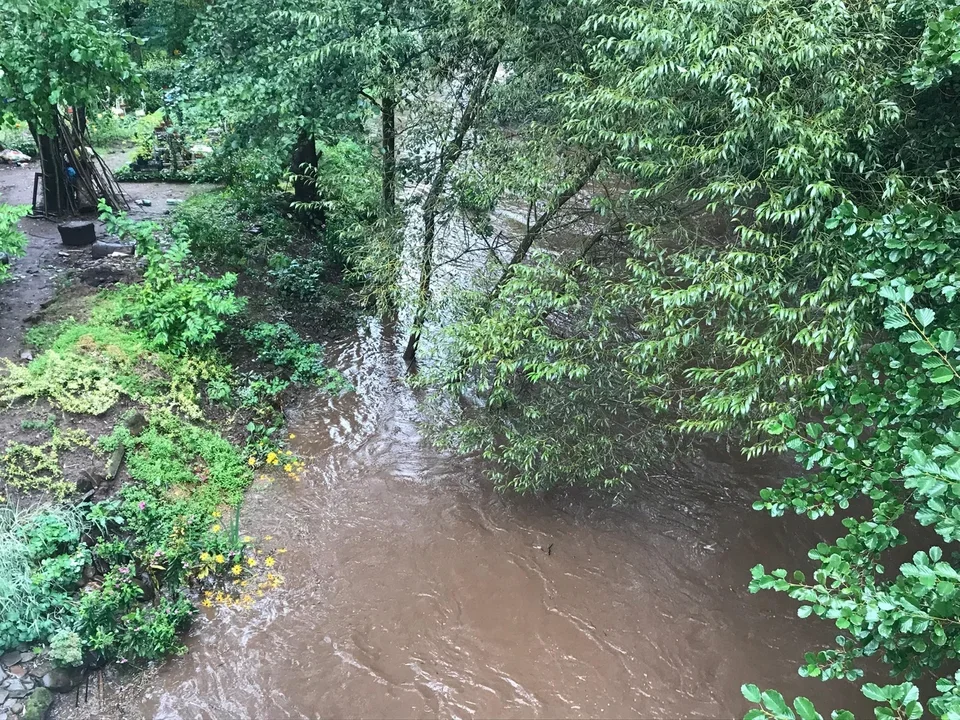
[{"xmin": 57, "ymin": 318, "xmax": 867, "ymax": 719}]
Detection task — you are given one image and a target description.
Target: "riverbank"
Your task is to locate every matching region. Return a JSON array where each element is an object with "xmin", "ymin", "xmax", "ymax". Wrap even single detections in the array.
[
  {"xmin": 0, "ymin": 160, "xmax": 349, "ymax": 720},
  {"xmin": 0, "ymin": 161, "xmax": 869, "ymax": 720}
]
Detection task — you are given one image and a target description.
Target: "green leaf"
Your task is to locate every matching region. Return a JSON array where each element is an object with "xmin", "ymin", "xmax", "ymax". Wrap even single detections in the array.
[
  {"xmin": 742, "ymin": 684, "xmax": 762, "ymax": 704},
  {"xmin": 794, "ymin": 697, "xmax": 821, "ymax": 720},
  {"xmin": 916, "ymin": 308, "xmax": 936, "ymax": 328},
  {"xmin": 930, "ymin": 366, "xmax": 955, "ymax": 384},
  {"xmin": 862, "ymin": 684, "xmax": 887, "ymax": 702},
  {"xmin": 941, "ymin": 330, "xmax": 957, "ymax": 353},
  {"xmin": 762, "ymin": 689, "xmax": 793, "ymax": 718},
  {"xmin": 943, "ymin": 388, "xmax": 960, "ymax": 406}
]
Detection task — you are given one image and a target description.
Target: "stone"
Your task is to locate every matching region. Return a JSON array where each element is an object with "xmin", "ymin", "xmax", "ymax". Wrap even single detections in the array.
[
  {"xmin": 91, "ymin": 241, "xmax": 134, "ymax": 260},
  {"xmin": 17, "ymin": 653, "xmax": 33, "ymax": 665},
  {"xmin": 22, "ymin": 687, "xmax": 52, "ymax": 720},
  {"xmin": 75, "ymin": 466, "xmax": 104, "ymax": 494},
  {"xmin": 124, "ymin": 411, "xmax": 148, "ymax": 437},
  {"xmin": 0, "ymin": 651, "xmax": 21, "ymax": 667},
  {"xmin": 18, "ymin": 350, "xmax": 32, "ymax": 362},
  {"xmin": 40, "ymin": 667, "xmax": 81, "ymax": 693},
  {"xmin": 29, "ymin": 663, "xmax": 51, "ymax": 680},
  {"xmin": 0, "ymin": 690, "xmax": 7, "ymax": 704},
  {"xmin": 6, "ymin": 666, "xmax": 24, "ymax": 679},
  {"xmin": 4, "ymin": 678, "xmax": 27, "ymax": 698},
  {"xmin": 57, "ymin": 221, "xmax": 96, "ymax": 248},
  {"xmin": 106, "ymin": 445, "xmax": 125, "ymax": 480},
  {"xmin": 8, "ymin": 702, "xmax": 22, "ymax": 715},
  {"xmin": 21, "ymin": 676, "xmax": 33, "ymax": 690}
]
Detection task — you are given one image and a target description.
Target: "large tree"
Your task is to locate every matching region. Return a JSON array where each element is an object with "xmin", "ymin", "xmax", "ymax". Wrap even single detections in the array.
[{"xmin": 0, "ymin": 0, "xmax": 134, "ymax": 214}]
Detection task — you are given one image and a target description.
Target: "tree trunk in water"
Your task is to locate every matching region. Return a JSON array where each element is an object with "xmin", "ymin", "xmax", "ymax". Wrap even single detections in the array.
[
  {"xmin": 381, "ymin": 95, "xmax": 397, "ymax": 215},
  {"xmin": 403, "ymin": 57, "xmax": 500, "ymax": 363},
  {"xmin": 291, "ymin": 129, "xmax": 319, "ymax": 206}
]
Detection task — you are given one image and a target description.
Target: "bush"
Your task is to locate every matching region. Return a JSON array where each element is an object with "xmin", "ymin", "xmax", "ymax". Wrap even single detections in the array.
[
  {"xmin": 100, "ymin": 204, "xmax": 245, "ymax": 355},
  {"xmin": 0, "ymin": 119, "xmax": 36, "ymax": 156},
  {"xmin": 312, "ymin": 140, "xmax": 379, "ymax": 266},
  {"xmin": 139, "ymin": 55, "xmax": 181, "ymax": 113},
  {"xmin": 171, "ymin": 191, "xmax": 246, "ymax": 262},
  {"xmin": 242, "ymin": 321, "xmax": 346, "ymax": 388},
  {"xmin": 0, "ymin": 204, "xmax": 28, "ymax": 282},
  {"xmin": 87, "ymin": 111, "xmax": 139, "ymax": 148},
  {"xmin": 0, "ymin": 505, "xmax": 88, "ymax": 651}
]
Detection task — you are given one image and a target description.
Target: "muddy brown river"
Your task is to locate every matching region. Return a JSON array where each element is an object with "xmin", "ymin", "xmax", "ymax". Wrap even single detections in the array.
[{"xmin": 49, "ymin": 317, "xmax": 868, "ymax": 719}]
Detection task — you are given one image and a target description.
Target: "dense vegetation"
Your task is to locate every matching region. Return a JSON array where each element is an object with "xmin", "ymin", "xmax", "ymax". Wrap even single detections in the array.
[{"xmin": 1, "ymin": 0, "xmax": 960, "ymax": 716}]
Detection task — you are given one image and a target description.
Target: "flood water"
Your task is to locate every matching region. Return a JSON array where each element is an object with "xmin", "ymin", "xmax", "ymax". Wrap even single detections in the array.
[{"xmin": 55, "ymin": 317, "xmax": 867, "ymax": 720}]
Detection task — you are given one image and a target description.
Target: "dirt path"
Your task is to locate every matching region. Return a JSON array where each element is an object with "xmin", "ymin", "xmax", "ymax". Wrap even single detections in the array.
[{"xmin": 0, "ymin": 159, "xmax": 214, "ymax": 359}]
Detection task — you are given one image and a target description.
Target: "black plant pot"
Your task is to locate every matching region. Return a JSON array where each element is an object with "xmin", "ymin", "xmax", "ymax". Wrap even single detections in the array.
[{"xmin": 58, "ymin": 221, "xmax": 96, "ymax": 247}]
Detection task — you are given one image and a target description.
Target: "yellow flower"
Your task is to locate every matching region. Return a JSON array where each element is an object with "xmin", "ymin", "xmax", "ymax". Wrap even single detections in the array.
[
  {"xmin": 288, "ymin": 434, "xmax": 296, "ymax": 439},
  {"xmin": 211, "ymin": 524, "xmax": 222, "ymax": 533},
  {"xmin": 283, "ymin": 464, "xmax": 293, "ymax": 472},
  {"xmin": 201, "ymin": 599, "xmax": 212, "ymax": 608},
  {"xmin": 277, "ymin": 548, "xmax": 287, "ymax": 554},
  {"xmin": 231, "ymin": 564, "xmax": 243, "ymax": 576},
  {"xmin": 284, "ymin": 450, "xmax": 293, "ymax": 456},
  {"xmin": 242, "ymin": 535, "xmax": 253, "ymax": 543},
  {"xmin": 212, "ymin": 510, "xmax": 222, "ymax": 519},
  {"xmin": 265, "ymin": 557, "xmax": 276, "ymax": 567},
  {"xmin": 257, "ymin": 590, "xmax": 264, "ymax": 597},
  {"xmin": 266, "ymin": 452, "xmax": 278, "ymax": 463},
  {"xmin": 247, "ymin": 557, "xmax": 257, "ymax": 567},
  {"xmin": 264, "ymin": 535, "xmax": 273, "ymax": 540},
  {"xmin": 199, "ymin": 552, "xmax": 211, "ymax": 562},
  {"xmin": 214, "ymin": 554, "xmax": 225, "ymax": 564},
  {"xmin": 248, "ymin": 457, "xmax": 256, "ymax": 466}
]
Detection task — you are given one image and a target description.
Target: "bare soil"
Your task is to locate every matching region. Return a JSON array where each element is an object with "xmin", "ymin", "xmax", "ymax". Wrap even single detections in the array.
[{"xmin": 0, "ymin": 158, "xmax": 214, "ymax": 360}]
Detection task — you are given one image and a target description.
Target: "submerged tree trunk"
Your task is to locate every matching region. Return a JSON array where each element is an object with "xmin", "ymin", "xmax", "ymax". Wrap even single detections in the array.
[{"xmin": 403, "ymin": 57, "xmax": 500, "ymax": 363}]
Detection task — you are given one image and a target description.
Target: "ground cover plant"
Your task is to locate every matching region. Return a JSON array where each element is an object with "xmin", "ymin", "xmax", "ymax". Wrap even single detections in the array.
[{"xmin": 0, "ymin": 205, "xmax": 346, "ymax": 675}]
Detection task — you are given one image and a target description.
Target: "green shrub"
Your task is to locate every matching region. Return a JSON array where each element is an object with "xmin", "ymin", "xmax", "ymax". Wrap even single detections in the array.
[
  {"xmin": 100, "ymin": 204, "xmax": 245, "ymax": 355},
  {"xmin": 87, "ymin": 111, "xmax": 139, "ymax": 147},
  {"xmin": 0, "ymin": 505, "xmax": 88, "ymax": 652},
  {"xmin": 139, "ymin": 55, "xmax": 181, "ymax": 113},
  {"xmin": 171, "ymin": 191, "xmax": 246, "ymax": 262},
  {"xmin": 0, "ymin": 204, "xmax": 28, "ymax": 282},
  {"xmin": 312, "ymin": 140, "xmax": 378, "ymax": 266},
  {"xmin": 242, "ymin": 321, "xmax": 347, "ymax": 388},
  {"xmin": 48, "ymin": 627, "xmax": 83, "ymax": 666},
  {"xmin": 266, "ymin": 255, "xmax": 327, "ymax": 302}
]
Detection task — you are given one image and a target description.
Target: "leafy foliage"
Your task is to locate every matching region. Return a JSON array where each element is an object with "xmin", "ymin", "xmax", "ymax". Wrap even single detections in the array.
[
  {"xmin": 0, "ymin": 204, "xmax": 27, "ymax": 282},
  {"xmin": 101, "ymin": 204, "xmax": 245, "ymax": 354},
  {"xmin": 0, "ymin": 0, "xmax": 134, "ymax": 132}
]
